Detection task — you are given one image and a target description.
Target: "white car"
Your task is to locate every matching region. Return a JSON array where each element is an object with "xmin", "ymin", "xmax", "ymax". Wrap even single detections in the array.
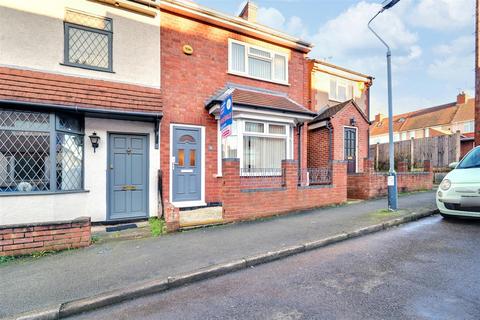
[{"xmin": 436, "ymin": 146, "xmax": 480, "ymax": 218}]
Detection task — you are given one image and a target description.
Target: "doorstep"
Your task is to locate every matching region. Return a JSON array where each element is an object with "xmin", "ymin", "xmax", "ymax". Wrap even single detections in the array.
[
  {"xmin": 91, "ymin": 221, "xmax": 151, "ymax": 243},
  {"xmin": 179, "ymin": 206, "xmax": 223, "ymax": 228}
]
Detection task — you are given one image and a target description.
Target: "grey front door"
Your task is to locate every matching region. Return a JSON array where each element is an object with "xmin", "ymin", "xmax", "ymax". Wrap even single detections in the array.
[
  {"xmin": 108, "ymin": 134, "xmax": 148, "ymax": 220},
  {"xmin": 344, "ymin": 127, "xmax": 357, "ymax": 174},
  {"xmin": 172, "ymin": 126, "xmax": 201, "ymax": 202}
]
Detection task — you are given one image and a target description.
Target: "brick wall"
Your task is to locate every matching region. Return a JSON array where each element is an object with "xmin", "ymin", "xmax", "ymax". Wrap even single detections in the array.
[
  {"xmin": 347, "ymin": 159, "xmax": 433, "ymax": 200},
  {"xmin": 220, "ymin": 159, "xmax": 347, "ymax": 222},
  {"xmin": 0, "ymin": 67, "xmax": 162, "ymax": 113},
  {"xmin": 160, "ymin": 10, "xmax": 309, "ymax": 206},
  {"xmin": 461, "ymin": 140, "xmax": 475, "ymax": 158},
  {"xmin": 307, "ymin": 127, "xmax": 330, "ymax": 168},
  {"xmin": 0, "ymin": 217, "xmax": 90, "ymax": 257}
]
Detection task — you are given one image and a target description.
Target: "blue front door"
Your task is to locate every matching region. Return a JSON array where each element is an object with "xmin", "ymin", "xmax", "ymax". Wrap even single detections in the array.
[
  {"xmin": 108, "ymin": 134, "xmax": 148, "ymax": 220},
  {"xmin": 172, "ymin": 126, "xmax": 201, "ymax": 202}
]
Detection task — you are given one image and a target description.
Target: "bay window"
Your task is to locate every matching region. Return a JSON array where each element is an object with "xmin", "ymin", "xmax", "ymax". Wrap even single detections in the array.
[
  {"xmin": 228, "ymin": 39, "xmax": 288, "ymax": 84},
  {"xmin": 220, "ymin": 119, "xmax": 294, "ymax": 174},
  {"xmin": 0, "ymin": 109, "xmax": 84, "ymax": 193}
]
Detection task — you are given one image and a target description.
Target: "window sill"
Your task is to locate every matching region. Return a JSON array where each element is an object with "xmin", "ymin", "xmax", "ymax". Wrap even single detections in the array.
[
  {"xmin": 0, "ymin": 190, "xmax": 90, "ymax": 197},
  {"xmin": 227, "ymin": 71, "xmax": 290, "ymax": 87},
  {"xmin": 60, "ymin": 62, "xmax": 115, "ymax": 74}
]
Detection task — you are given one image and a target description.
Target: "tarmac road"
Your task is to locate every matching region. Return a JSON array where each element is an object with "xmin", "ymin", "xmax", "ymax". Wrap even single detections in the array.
[{"xmin": 70, "ymin": 215, "xmax": 480, "ymax": 320}]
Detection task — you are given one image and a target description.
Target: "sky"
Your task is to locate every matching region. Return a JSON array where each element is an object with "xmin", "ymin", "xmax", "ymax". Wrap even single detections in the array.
[{"xmin": 193, "ymin": 0, "xmax": 475, "ymax": 117}]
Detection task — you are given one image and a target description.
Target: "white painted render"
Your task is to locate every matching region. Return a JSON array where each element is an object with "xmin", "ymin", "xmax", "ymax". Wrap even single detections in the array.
[
  {"xmin": 0, "ymin": 0, "xmax": 160, "ymax": 88},
  {"xmin": 0, "ymin": 118, "xmax": 160, "ymax": 225}
]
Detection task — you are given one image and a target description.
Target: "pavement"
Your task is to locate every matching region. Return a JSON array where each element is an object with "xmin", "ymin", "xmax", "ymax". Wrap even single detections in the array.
[
  {"xmin": 70, "ymin": 215, "xmax": 480, "ymax": 320},
  {"xmin": 0, "ymin": 191, "xmax": 436, "ymax": 319}
]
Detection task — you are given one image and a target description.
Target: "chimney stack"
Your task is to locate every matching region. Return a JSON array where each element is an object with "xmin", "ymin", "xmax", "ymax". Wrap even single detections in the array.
[
  {"xmin": 239, "ymin": 1, "xmax": 258, "ymax": 23},
  {"xmin": 457, "ymin": 91, "xmax": 467, "ymax": 105},
  {"xmin": 375, "ymin": 113, "xmax": 386, "ymax": 122}
]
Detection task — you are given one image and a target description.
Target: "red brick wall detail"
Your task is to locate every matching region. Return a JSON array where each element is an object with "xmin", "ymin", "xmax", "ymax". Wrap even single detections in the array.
[
  {"xmin": 0, "ymin": 217, "xmax": 91, "ymax": 257},
  {"xmin": 307, "ymin": 127, "xmax": 330, "ymax": 168},
  {"xmin": 461, "ymin": 140, "xmax": 475, "ymax": 158},
  {"xmin": 220, "ymin": 159, "xmax": 347, "ymax": 221},
  {"xmin": 0, "ymin": 67, "xmax": 162, "ymax": 113},
  {"xmin": 347, "ymin": 159, "xmax": 433, "ymax": 199}
]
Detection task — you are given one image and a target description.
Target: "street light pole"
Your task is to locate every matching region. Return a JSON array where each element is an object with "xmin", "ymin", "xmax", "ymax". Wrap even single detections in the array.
[{"xmin": 368, "ymin": 0, "xmax": 400, "ymax": 211}]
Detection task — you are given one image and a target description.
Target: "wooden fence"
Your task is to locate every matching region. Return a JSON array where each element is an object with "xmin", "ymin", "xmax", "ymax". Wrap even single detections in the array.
[{"xmin": 370, "ymin": 132, "xmax": 461, "ymax": 171}]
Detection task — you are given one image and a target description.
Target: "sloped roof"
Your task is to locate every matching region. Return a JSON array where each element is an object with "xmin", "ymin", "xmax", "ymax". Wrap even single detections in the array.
[
  {"xmin": 452, "ymin": 98, "xmax": 475, "ymax": 123},
  {"xmin": 0, "ymin": 67, "xmax": 162, "ymax": 114},
  {"xmin": 310, "ymin": 100, "xmax": 369, "ymax": 124},
  {"xmin": 206, "ymin": 87, "xmax": 315, "ymax": 116},
  {"xmin": 401, "ymin": 102, "xmax": 457, "ymax": 131},
  {"xmin": 370, "ymin": 102, "xmax": 458, "ymax": 136}
]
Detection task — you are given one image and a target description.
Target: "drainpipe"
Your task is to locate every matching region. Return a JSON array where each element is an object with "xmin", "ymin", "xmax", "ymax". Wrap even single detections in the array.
[
  {"xmin": 326, "ymin": 120, "xmax": 333, "ymax": 181},
  {"xmin": 367, "ymin": 79, "xmax": 372, "ymax": 159},
  {"xmin": 327, "ymin": 120, "xmax": 333, "ymax": 164},
  {"xmin": 297, "ymin": 122, "xmax": 304, "ymax": 185}
]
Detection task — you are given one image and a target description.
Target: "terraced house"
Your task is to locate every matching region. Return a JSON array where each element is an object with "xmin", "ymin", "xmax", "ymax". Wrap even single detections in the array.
[
  {"xmin": 1, "ymin": 0, "xmax": 376, "ymax": 243},
  {"xmin": 0, "ymin": 0, "xmax": 162, "ymax": 233}
]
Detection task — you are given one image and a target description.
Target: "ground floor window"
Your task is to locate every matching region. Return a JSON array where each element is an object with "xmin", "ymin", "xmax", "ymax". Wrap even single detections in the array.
[
  {"xmin": 220, "ymin": 119, "xmax": 294, "ymax": 173},
  {"xmin": 0, "ymin": 109, "xmax": 84, "ymax": 193}
]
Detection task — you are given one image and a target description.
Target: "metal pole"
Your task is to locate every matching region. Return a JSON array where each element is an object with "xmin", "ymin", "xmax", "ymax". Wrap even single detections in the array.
[
  {"xmin": 368, "ymin": 9, "xmax": 398, "ymax": 211},
  {"xmin": 386, "ymin": 49, "xmax": 398, "ymax": 210}
]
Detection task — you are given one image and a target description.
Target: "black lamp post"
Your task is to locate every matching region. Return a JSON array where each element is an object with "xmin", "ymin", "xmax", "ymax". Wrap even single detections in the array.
[{"xmin": 89, "ymin": 132, "xmax": 100, "ymax": 153}]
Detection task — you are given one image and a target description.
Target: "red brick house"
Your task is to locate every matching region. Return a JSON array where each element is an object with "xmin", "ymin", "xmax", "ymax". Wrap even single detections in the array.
[{"xmin": 159, "ymin": 1, "xmax": 354, "ymax": 229}]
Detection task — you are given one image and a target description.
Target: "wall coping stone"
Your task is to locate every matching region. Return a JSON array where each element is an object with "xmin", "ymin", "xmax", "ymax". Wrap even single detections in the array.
[
  {"xmin": 0, "ymin": 217, "xmax": 91, "ymax": 230},
  {"xmin": 298, "ymin": 184, "xmax": 333, "ymax": 189},
  {"xmin": 240, "ymin": 187, "xmax": 287, "ymax": 193}
]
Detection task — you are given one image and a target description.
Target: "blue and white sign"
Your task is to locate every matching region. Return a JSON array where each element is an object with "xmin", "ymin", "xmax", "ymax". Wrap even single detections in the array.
[{"xmin": 220, "ymin": 94, "xmax": 233, "ymax": 138}]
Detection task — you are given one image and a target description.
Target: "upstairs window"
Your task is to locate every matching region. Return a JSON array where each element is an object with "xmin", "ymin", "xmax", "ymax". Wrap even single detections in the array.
[
  {"xmin": 228, "ymin": 39, "xmax": 288, "ymax": 84},
  {"xmin": 463, "ymin": 121, "xmax": 474, "ymax": 133},
  {"xmin": 329, "ymin": 78, "xmax": 354, "ymax": 102},
  {"xmin": 64, "ymin": 9, "xmax": 113, "ymax": 72}
]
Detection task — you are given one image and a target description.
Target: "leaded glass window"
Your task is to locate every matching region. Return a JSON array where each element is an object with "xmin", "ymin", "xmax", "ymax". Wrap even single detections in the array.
[
  {"xmin": 64, "ymin": 10, "xmax": 113, "ymax": 72},
  {"xmin": 0, "ymin": 109, "xmax": 84, "ymax": 193}
]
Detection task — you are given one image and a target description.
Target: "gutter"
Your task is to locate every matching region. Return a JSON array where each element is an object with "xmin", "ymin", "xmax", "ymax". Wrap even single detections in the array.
[
  {"xmin": 159, "ymin": 0, "xmax": 312, "ymax": 53},
  {"xmin": 0, "ymin": 99, "xmax": 162, "ymax": 122}
]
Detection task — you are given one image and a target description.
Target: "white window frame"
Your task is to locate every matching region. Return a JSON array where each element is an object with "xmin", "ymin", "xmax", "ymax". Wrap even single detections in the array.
[
  {"xmin": 217, "ymin": 118, "xmax": 294, "ymax": 176},
  {"xmin": 329, "ymin": 77, "xmax": 354, "ymax": 102},
  {"xmin": 463, "ymin": 121, "xmax": 474, "ymax": 133},
  {"xmin": 228, "ymin": 39, "xmax": 289, "ymax": 85}
]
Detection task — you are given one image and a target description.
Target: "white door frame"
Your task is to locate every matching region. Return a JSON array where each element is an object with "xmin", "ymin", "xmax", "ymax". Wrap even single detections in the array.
[{"xmin": 169, "ymin": 123, "xmax": 206, "ymax": 208}]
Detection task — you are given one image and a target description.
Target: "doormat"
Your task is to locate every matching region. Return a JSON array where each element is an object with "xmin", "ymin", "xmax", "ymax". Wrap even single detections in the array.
[{"xmin": 106, "ymin": 224, "xmax": 138, "ymax": 232}]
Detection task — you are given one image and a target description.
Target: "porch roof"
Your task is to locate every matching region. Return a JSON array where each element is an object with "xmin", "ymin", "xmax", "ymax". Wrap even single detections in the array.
[
  {"xmin": 0, "ymin": 99, "xmax": 162, "ymax": 122},
  {"xmin": 206, "ymin": 87, "xmax": 316, "ymax": 118},
  {"xmin": 310, "ymin": 100, "xmax": 369, "ymax": 125}
]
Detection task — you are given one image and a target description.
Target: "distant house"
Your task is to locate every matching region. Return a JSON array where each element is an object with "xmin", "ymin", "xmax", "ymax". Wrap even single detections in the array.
[
  {"xmin": 306, "ymin": 59, "xmax": 373, "ymax": 174},
  {"xmin": 370, "ymin": 93, "xmax": 475, "ymax": 146}
]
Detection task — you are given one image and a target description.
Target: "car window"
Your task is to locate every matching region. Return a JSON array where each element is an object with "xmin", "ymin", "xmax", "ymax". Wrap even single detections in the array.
[{"xmin": 457, "ymin": 148, "xmax": 480, "ymax": 169}]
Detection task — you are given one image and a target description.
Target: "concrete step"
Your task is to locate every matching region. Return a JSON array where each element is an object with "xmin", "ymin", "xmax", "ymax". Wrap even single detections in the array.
[{"xmin": 179, "ymin": 206, "xmax": 223, "ymax": 228}]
